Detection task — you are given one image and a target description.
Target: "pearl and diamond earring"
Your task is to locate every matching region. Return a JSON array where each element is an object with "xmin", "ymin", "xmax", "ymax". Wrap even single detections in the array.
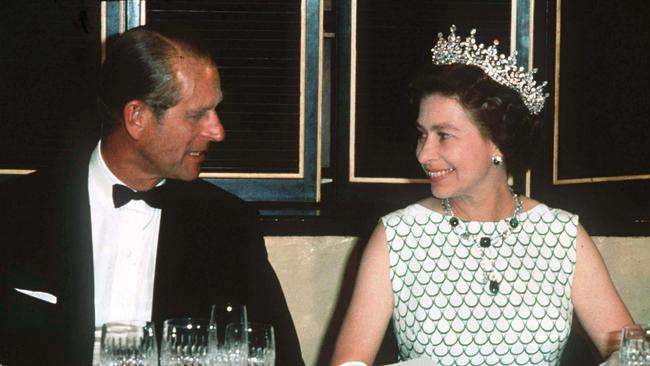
[{"xmin": 491, "ymin": 155, "xmax": 503, "ymax": 166}]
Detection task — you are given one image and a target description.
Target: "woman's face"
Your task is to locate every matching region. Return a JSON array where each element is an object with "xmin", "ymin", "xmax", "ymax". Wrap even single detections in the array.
[{"xmin": 416, "ymin": 94, "xmax": 502, "ymax": 200}]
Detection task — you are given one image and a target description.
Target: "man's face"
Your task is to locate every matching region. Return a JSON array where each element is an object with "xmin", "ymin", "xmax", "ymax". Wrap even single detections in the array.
[{"xmin": 137, "ymin": 57, "xmax": 225, "ymax": 181}]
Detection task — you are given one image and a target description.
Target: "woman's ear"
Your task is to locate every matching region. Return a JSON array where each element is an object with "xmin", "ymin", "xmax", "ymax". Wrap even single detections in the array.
[
  {"xmin": 122, "ymin": 100, "xmax": 148, "ymax": 139},
  {"xmin": 491, "ymin": 143, "xmax": 503, "ymax": 158}
]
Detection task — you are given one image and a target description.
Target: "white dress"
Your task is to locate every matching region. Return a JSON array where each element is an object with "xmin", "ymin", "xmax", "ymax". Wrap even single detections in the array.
[{"xmin": 382, "ymin": 203, "xmax": 578, "ymax": 366}]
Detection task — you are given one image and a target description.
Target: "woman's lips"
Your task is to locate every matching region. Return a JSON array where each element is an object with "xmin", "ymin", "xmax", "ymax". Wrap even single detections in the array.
[{"xmin": 423, "ymin": 167, "xmax": 455, "ymax": 179}]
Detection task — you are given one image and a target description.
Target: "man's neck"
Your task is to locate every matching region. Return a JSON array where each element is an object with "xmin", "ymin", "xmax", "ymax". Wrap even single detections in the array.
[{"xmin": 100, "ymin": 133, "xmax": 162, "ymax": 191}]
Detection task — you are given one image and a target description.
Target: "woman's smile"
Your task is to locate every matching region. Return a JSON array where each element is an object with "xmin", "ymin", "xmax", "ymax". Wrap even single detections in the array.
[{"xmin": 423, "ymin": 167, "xmax": 455, "ymax": 180}]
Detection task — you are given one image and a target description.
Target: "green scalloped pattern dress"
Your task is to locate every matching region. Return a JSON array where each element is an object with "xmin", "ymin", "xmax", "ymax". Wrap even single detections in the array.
[{"xmin": 381, "ymin": 203, "xmax": 578, "ymax": 366}]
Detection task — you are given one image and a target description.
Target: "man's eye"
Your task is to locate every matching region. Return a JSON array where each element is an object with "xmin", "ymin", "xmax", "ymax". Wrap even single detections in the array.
[
  {"xmin": 189, "ymin": 112, "xmax": 205, "ymax": 121},
  {"xmin": 439, "ymin": 132, "xmax": 451, "ymax": 140}
]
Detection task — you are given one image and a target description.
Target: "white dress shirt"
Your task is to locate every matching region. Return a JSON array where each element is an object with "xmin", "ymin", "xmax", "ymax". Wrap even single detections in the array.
[{"xmin": 87, "ymin": 141, "xmax": 163, "ymax": 365}]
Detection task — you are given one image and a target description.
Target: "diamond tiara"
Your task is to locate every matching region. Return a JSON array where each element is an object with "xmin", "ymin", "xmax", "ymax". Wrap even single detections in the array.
[{"xmin": 431, "ymin": 25, "xmax": 548, "ymax": 115}]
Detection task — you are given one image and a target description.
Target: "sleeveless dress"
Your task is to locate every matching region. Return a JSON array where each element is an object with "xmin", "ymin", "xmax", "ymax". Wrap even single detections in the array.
[{"xmin": 381, "ymin": 203, "xmax": 578, "ymax": 366}]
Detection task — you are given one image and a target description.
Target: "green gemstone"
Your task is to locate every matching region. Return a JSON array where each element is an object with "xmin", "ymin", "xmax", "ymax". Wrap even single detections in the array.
[
  {"xmin": 509, "ymin": 217, "xmax": 519, "ymax": 228},
  {"xmin": 449, "ymin": 217, "xmax": 459, "ymax": 227},
  {"xmin": 489, "ymin": 280, "xmax": 499, "ymax": 294}
]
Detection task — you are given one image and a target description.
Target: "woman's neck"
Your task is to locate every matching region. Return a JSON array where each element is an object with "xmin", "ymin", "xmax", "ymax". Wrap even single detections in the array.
[{"xmin": 443, "ymin": 184, "xmax": 517, "ymax": 222}]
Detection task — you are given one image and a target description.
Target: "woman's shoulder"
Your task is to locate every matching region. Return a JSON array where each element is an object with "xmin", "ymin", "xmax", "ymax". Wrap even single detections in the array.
[
  {"xmin": 519, "ymin": 196, "xmax": 579, "ymax": 223},
  {"xmin": 381, "ymin": 197, "xmax": 444, "ymax": 223},
  {"xmin": 415, "ymin": 196, "xmax": 442, "ymax": 212}
]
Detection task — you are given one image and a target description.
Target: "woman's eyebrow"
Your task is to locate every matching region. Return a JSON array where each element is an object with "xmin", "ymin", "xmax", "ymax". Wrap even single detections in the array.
[{"xmin": 415, "ymin": 121, "xmax": 458, "ymax": 131}]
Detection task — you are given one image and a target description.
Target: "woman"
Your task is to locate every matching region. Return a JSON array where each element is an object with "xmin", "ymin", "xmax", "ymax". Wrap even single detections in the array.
[{"xmin": 330, "ymin": 26, "xmax": 632, "ymax": 366}]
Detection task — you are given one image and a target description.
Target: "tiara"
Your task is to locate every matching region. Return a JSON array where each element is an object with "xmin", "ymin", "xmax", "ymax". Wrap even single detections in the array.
[{"xmin": 431, "ymin": 25, "xmax": 548, "ymax": 114}]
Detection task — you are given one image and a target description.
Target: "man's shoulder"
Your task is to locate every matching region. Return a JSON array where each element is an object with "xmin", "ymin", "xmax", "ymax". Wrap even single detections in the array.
[
  {"xmin": 165, "ymin": 178, "xmax": 253, "ymax": 215},
  {"xmin": 164, "ymin": 179, "xmax": 260, "ymax": 230}
]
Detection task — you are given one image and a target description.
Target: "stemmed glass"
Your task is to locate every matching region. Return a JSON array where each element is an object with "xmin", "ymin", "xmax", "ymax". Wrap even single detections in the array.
[
  {"xmin": 160, "ymin": 318, "xmax": 215, "ymax": 366},
  {"xmin": 100, "ymin": 321, "xmax": 158, "ymax": 366},
  {"xmin": 620, "ymin": 324, "xmax": 650, "ymax": 365},
  {"xmin": 220, "ymin": 322, "xmax": 275, "ymax": 366},
  {"xmin": 244, "ymin": 323, "xmax": 275, "ymax": 366},
  {"xmin": 219, "ymin": 322, "xmax": 249, "ymax": 365},
  {"xmin": 208, "ymin": 303, "xmax": 248, "ymax": 365},
  {"xmin": 210, "ymin": 303, "xmax": 248, "ymax": 344}
]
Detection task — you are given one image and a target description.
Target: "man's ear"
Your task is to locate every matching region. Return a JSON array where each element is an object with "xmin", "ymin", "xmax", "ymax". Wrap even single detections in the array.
[{"xmin": 122, "ymin": 100, "xmax": 148, "ymax": 139}]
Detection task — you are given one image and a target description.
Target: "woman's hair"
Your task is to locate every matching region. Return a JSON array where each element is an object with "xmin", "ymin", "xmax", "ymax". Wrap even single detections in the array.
[{"xmin": 410, "ymin": 64, "xmax": 541, "ymax": 176}]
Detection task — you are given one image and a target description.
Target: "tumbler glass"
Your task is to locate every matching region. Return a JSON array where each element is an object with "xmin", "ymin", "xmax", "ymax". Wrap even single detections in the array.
[
  {"xmin": 160, "ymin": 318, "xmax": 215, "ymax": 366},
  {"xmin": 620, "ymin": 324, "xmax": 650, "ymax": 366},
  {"xmin": 100, "ymin": 320, "xmax": 158, "ymax": 366}
]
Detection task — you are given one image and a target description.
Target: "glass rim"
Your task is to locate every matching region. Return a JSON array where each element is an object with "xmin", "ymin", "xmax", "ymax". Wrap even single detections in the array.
[
  {"xmin": 163, "ymin": 317, "xmax": 209, "ymax": 325},
  {"xmin": 213, "ymin": 302, "xmax": 246, "ymax": 309},
  {"xmin": 225, "ymin": 321, "xmax": 273, "ymax": 328},
  {"xmin": 100, "ymin": 321, "xmax": 157, "ymax": 341},
  {"xmin": 163, "ymin": 317, "xmax": 212, "ymax": 331},
  {"xmin": 622, "ymin": 323, "xmax": 650, "ymax": 331},
  {"xmin": 101, "ymin": 320, "xmax": 154, "ymax": 328}
]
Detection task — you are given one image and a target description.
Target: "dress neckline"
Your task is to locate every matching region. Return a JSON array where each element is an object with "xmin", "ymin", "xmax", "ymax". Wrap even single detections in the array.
[{"xmin": 412, "ymin": 201, "xmax": 549, "ymax": 225}]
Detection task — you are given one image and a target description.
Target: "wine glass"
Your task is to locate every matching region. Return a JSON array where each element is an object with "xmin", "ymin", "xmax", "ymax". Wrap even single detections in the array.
[
  {"xmin": 218, "ymin": 322, "xmax": 249, "ymax": 365},
  {"xmin": 210, "ymin": 303, "xmax": 248, "ymax": 344},
  {"xmin": 245, "ymin": 323, "xmax": 275, "ymax": 366},
  {"xmin": 207, "ymin": 303, "xmax": 248, "ymax": 365},
  {"xmin": 100, "ymin": 320, "xmax": 158, "ymax": 366},
  {"xmin": 219, "ymin": 322, "xmax": 275, "ymax": 366},
  {"xmin": 160, "ymin": 318, "xmax": 215, "ymax": 366},
  {"xmin": 620, "ymin": 324, "xmax": 650, "ymax": 365}
]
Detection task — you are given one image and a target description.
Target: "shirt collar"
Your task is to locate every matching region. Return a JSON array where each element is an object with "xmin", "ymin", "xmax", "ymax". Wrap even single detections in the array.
[{"xmin": 88, "ymin": 140, "xmax": 166, "ymax": 208}]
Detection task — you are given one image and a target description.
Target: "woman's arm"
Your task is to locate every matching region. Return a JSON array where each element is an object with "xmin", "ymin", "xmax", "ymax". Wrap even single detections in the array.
[
  {"xmin": 330, "ymin": 223, "xmax": 395, "ymax": 366},
  {"xmin": 572, "ymin": 224, "xmax": 634, "ymax": 357}
]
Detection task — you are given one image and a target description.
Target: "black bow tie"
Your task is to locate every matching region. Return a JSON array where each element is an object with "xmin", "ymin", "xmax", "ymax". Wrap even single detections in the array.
[{"xmin": 112, "ymin": 184, "xmax": 166, "ymax": 209}]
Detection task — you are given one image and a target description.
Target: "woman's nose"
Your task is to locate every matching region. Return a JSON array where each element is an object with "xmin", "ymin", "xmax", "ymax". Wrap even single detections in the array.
[{"xmin": 416, "ymin": 138, "xmax": 437, "ymax": 164}]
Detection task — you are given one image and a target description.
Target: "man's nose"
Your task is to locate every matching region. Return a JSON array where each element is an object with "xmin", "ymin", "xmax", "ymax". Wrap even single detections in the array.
[{"xmin": 201, "ymin": 111, "xmax": 225, "ymax": 142}]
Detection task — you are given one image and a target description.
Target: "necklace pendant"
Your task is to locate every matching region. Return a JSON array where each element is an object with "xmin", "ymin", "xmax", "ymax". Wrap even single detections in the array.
[
  {"xmin": 489, "ymin": 280, "xmax": 499, "ymax": 294},
  {"xmin": 509, "ymin": 217, "xmax": 519, "ymax": 228},
  {"xmin": 449, "ymin": 216, "xmax": 459, "ymax": 227}
]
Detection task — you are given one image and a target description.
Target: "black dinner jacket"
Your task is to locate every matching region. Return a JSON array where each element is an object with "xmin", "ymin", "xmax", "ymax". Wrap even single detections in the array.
[{"xmin": 0, "ymin": 149, "xmax": 304, "ymax": 366}]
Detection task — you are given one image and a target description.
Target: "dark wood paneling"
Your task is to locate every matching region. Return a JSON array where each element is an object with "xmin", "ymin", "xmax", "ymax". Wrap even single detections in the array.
[
  {"xmin": 531, "ymin": 0, "xmax": 650, "ymax": 236},
  {"xmin": 0, "ymin": 1, "xmax": 101, "ymax": 170},
  {"xmin": 556, "ymin": 1, "xmax": 650, "ymax": 179},
  {"xmin": 352, "ymin": 0, "xmax": 512, "ymax": 179}
]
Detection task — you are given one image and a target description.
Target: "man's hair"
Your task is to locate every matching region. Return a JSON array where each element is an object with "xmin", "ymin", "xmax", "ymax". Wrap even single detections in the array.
[{"xmin": 98, "ymin": 26, "xmax": 215, "ymax": 131}]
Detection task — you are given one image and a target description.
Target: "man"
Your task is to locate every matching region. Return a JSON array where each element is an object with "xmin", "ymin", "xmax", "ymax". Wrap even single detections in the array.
[{"xmin": 0, "ymin": 27, "xmax": 304, "ymax": 365}]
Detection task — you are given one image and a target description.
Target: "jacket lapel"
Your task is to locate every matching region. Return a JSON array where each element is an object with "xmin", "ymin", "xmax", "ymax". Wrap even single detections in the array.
[
  {"xmin": 151, "ymin": 180, "xmax": 192, "ymax": 322},
  {"xmin": 57, "ymin": 152, "xmax": 96, "ymax": 364}
]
